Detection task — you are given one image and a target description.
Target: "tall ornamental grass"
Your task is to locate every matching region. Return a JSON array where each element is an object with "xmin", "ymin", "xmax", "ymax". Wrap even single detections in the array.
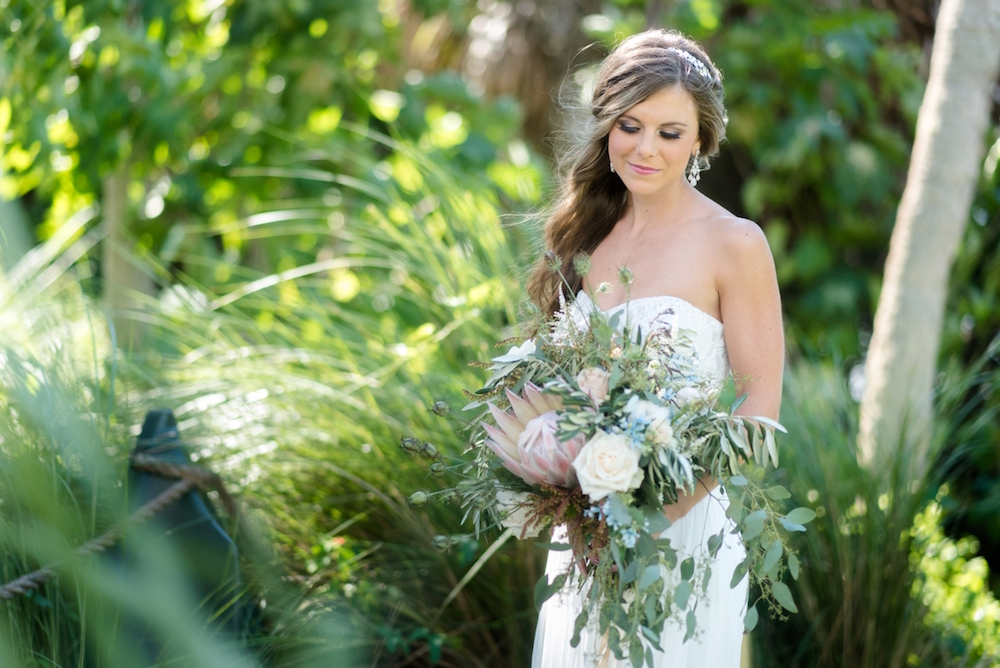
[{"xmin": 752, "ymin": 358, "xmax": 1000, "ymax": 668}]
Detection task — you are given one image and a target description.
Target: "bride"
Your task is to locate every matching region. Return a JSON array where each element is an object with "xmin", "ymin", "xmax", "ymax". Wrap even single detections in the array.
[{"xmin": 526, "ymin": 30, "xmax": 784, "ymax": 667}]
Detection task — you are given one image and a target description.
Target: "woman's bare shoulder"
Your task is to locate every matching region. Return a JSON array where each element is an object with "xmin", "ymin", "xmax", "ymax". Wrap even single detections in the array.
[{"xmin": 700, "ymin": 212, "xmax": 771, "ymax": 260}]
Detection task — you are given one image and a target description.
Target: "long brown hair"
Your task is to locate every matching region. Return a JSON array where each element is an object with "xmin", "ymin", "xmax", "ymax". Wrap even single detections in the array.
[{"xmin": 526, "ymin": 30, "xmax": 727, "ymax": 316}]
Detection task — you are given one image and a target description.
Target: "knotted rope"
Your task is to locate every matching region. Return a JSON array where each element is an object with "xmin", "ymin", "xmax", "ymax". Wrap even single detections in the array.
[{"xmin": 0, "ymin": 455, "xmax": 239, "ymax": 600}]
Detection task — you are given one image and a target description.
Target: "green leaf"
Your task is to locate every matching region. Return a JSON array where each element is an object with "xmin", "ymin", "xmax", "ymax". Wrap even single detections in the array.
[
  {"xmin": 779, "ymin": 518, "xmax": 807, "ymax": 532},
  {"xmin": 729, "ymin": 475, "xmax": 748, "ymax": 487},
  {"xmin": 642, "ymin": 506, "xmax": 671, "ymax": 534},
  {"xmin": 570, "ymin": 610, "xmax": 588, "ymax": 647},
  {"xmin": 763, "ymin": 539, "xmax": 783, "ymax": 574},
  {"xmin": 744, "ymin": 603, "xmax": 759, "ymax": 632},
  {"xmin": 784, "ymin": 507, "xmax": 817, "ymax": 525},
  {"xmin": 621, "ymin": 559, "xmax": 640, "ymax": 585},
  {"xmin": 533, "ymin": 542, "xmax": 573, "ymax": 551},
  {"xmin": 684, "ymin": 609, "xmax": 697, "ymax": 642},
  {"xmin": 789, "ymin": 553, "xmax": 800, "ymax": 580},
  {"xmin": 534, "ymin": 573, "xmax": 567, "ymax": 610},
  {"xmin": 742, "ymin": 516, "xmax": 765, "ymax": 541},
  {"xmin": 637, "ymin": 532, "xmax": 659, "ymax": 560},
  {"xmin": 645, "ymin": 595, "xmax": 657, "ymax": 627},
  {"xmin": 765, "ymin": 485, "xmax": 791, "ymax": 500},
  {"xmin": 680, "ymin": 557, "xmax": 695, "ymax": 581},
  {"xmin": 674, "ymin": 580, "xmax": 692, "ymax": 610},
  {"xmin": 772, "ymin": 581, "xmax": 798, "ymax": 613},
  {"xmin": 608, "ymin": 494, "xmax": 633, "ymax": 527},
  {"xmin": 639, "ymin": 564, "xmax": 661, "ymax": 590},
  {"xmin": 707, "ymin": 531, "xmax": 724, "ymax": 557},
  {"xmin": 730, "ymin": 558, "xmax": 749, "ymax": 588}
]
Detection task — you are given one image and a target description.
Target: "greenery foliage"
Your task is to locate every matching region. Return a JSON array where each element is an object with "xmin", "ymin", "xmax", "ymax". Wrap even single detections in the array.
[{"xmin": 2, "ymin": 0, "xmax": 1000, "ymax": 666}]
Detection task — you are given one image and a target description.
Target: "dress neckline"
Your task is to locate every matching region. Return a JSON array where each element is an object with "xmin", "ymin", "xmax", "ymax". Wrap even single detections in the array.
[{"xmin": 574, "ymin": 291, "xmax": 724, "ymax": 328}]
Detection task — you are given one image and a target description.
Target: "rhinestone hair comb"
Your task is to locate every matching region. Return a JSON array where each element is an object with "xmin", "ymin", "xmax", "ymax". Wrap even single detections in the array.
[{"xmin": 667, "ymin": 47, "xmax": 713, "ymax": 81}]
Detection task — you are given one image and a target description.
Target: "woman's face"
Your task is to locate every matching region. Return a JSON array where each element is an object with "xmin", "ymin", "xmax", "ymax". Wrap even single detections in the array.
[{"xmin": 607, "ymin": 85, "xmax": 701, "ymax": 197}]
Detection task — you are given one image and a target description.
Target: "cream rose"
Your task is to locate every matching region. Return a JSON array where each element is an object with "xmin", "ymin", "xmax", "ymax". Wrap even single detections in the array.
[
  {"xmin": 572, "ymin": 430, "xmax": 644, "ymax": 502},
  {"xmin": 496, "ymin": 489, "xmax": 542, "ymax": 538},
  {"xmin": 674, "ymin": 387, "xmax": 702, "ymax": 407},
  {"xmin": 576, "ymin": 367, "xmax": 611, "ymax": 405},
  {"xmin": 626, "ymin": 397, "xmax": 676, "ymax": 448}
]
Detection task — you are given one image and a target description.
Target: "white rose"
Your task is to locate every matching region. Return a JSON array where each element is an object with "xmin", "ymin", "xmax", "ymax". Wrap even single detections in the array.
[
  {"xmin": 625, "ymin": 397, "xmax": 676, "ymax": 448},
  {"xmin": 496, "ymin": 489, "xmax": 541, "ymax": 538},
  {"xmin": 674, "ymin": 387, "xmax": 702, "ymax": 407},
  {"xmin": 576, "ymin": 367, "xmax": 611, "ymax": 405},
  {"xmin": 572, "ymin": 430, "xmax": 644, "ymax": 502}
]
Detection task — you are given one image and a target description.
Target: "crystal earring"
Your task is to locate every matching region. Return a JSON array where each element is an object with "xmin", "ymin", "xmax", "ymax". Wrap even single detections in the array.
[
  {"xmin": 686, "ymin": 149, "xmax": 701, "ymax": 186},
  {"xmin": 610, "ymin": 160, "xmax": 616, "ymax": 174}
]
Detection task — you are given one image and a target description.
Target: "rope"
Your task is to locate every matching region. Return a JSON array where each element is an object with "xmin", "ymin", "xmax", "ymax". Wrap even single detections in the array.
[{"xmin": 0, "ymin": 454, "xmax": 239, "ymax": 601}]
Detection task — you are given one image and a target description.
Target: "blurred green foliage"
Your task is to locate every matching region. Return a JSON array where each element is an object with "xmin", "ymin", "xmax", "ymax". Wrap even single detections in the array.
[{"xmin": 3, "ymin": 0, "xmax": 1000, "ymax": 665}]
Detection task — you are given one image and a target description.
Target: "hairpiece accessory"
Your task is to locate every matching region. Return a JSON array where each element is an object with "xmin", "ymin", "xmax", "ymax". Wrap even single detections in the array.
[
  {"xmin": 610, "ymin": 160, "xmax": 616, "ymax": 174},
  {"xmin": 667, "ymin": 47, "xmax": 712, "ymax": 81},
  {"xmin": 686, "ymin": 148, "xmax": 701, "ymax": 186}
]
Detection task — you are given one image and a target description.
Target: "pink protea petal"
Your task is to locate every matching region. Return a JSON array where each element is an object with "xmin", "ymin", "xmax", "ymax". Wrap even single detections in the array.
[
  {"xmin": 489, "ymin": 403, "xmax": 526, "ymax": 443},
  {"xmin": 523, "ymin": 383, "xmax": 563, "ymax": 414},
  {"xmin": 547, "ymin": 448, "xmax": 573, "ymax": 486},
  {"xmin": 506, "ymin": 388, "xmax": 541, "ymax": 426},
  {"xmin": 483, "ymin": 423, "xmax": 519, "ymax": 461}
]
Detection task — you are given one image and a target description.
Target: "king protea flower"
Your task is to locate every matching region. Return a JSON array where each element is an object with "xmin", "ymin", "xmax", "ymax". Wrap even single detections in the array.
[{"xmin": 484, "ymin": 383, "xmax": 586, "ymax": 487}]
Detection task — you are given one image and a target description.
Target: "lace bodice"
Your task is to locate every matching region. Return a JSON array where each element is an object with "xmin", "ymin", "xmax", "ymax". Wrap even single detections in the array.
[{"xmin": 571, "ymin": 291, "xmax": 730, "ymax": 389}]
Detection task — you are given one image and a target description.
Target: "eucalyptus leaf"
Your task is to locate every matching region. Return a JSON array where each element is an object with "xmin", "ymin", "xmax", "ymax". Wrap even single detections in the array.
[
  {"xmin": 744, "ymin": 603, "xmax": 759, "ymax": 632},
  {"xmin": 765, "ymin": 485, "xmax": 791, "ymax": 500},
  {"xmin": 707, "ymin": 531, "xmax": 725, "ymax": 557},
  {"xmin": 772, "ymin": 581, "xmax": 798, "ymax": 612},
  {"xmin": 680, "ymin": 557, "xmax": 694, "ymax": 581},
  {"xmin": 639, "ymin": 564, "xmax": 662, "ymax": 590},
  {"xmin": 534, "ymin": 572, "xmax": 567, "ymax": 610},
  {"xmin": 779, "ymin": 518, "xmax": 807, "ymax": 533},
  {"xmin": 621, "ymin": 560, "xmax": 640, "ymax": 585},
  {"xmin": 730, "ymin": 558, "xmax": 749, "ymax": 588},
  {"xmin": 683, "ymin": 609, "xmax": 697, "ymax": 642},
  {"xmin": 763, "ymin": 539, "xmax": 783, "ymax": 574},
  {"xmin": 789, "ymin": 552, "xmax": 800, "ymax": 580},
  {"xmin": 533, "ymin": 542, "xmax": 573, "ymax": 551},
  {"xmin": 674, "ymin": 580, "xmax": 692, "ymax": 610},
  {"xmin": 785, "ymin": 507, "xmax": 817, "ymax": 525}
]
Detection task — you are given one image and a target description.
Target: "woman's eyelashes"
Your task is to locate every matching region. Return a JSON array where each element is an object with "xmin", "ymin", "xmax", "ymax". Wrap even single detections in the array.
[{"xmin": 615, "ymin": 122, "xmax": 681, "ymax": 140}]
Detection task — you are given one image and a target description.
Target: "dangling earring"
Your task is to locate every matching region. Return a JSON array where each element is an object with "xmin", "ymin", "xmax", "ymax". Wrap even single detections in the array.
[
  {"xmin": 686, "ymin": 149, "xmax": 701, "ymax": 186},
  {"xmin": 610, "ymin": 160, "xmax": 616, "ymax": 174}
]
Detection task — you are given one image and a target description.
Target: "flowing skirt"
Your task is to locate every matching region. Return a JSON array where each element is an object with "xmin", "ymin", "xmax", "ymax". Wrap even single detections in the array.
[{"xmin": 531, "ymin": 489, "xmax": 748, "ymax": 668}]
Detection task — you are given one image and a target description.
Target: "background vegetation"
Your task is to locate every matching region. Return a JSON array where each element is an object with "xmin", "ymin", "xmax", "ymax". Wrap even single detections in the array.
[{"xmin": 2, "ymin": 0, "xmax": 999, "ymax": 666}]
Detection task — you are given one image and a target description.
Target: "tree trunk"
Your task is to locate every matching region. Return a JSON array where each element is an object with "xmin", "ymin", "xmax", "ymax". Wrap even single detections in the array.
[
  {"xmin": 857, "ymin": 0, "xmax": 1000, "ymax": 471},
  {"xmin": 102, "ymin": 166, "xmax": 153, "ymax": 350}
]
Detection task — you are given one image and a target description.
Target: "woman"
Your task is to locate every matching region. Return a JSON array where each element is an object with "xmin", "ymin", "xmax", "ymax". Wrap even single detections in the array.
[{"xmin": 527, "ymin": 30, "xmax": 784, "ymax": 667}]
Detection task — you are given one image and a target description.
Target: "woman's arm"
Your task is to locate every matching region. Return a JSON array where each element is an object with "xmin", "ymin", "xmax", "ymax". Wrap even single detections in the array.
[{"xmin": 663, "ymin": 219, "xmax": 783, "ymax": 523}]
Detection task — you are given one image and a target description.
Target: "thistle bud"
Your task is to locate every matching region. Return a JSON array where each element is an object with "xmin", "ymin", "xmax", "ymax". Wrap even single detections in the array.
[
  {"xmin": 408, "ymin": 491, "xmax": 430, "ymax": 507},
  {"xmin": 431, "ymin": 401, "xmax": 449, "ymax": 416},
  {"xmin": 618, "ymin": 266, "xmax": 634, "ymax": 286},
  {"xmin": 429, "ymin": 462, "xmax": 446, "ymax": 477},
  {"xmin": 572, "ymin": 253, "xmax": 593, "ymax": 277},
  {"xmin": 544, "ymin": 250, "xmax": 562, "ymax": 271},
  {"xmin": 400, "ymin": 436, "xmax": 422, "ymax": 455},
  {"xmin": 420, "ymin": 442, "xmax": 439, "ymax": 459}
]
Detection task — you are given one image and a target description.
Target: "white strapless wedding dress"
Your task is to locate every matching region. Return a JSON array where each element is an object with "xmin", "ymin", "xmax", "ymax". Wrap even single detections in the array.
[{"xmin": 531, "ymin": 292, "xmax": 748, "ymax": 668}]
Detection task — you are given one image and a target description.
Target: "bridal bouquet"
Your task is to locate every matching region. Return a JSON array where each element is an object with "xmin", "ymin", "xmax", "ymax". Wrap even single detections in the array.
[{"xmin": 405, "ymin": 270, "xmax": 812, "ymax": 666}]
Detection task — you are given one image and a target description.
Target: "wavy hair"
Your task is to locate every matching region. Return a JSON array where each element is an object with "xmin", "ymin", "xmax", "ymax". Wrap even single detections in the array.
[{"xmin": 526, "ymin": 30, "xmax": 726, "ymax": 316}]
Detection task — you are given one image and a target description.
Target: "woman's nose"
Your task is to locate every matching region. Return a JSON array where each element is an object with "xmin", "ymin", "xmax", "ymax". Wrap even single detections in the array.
[{"xmin": 637, "ymin": 131, "xmax": 656, "ymax": 157}]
